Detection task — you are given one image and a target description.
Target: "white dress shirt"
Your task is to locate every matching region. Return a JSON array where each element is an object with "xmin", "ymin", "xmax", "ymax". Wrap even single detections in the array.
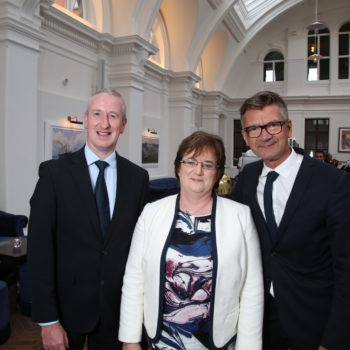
[
  {"xmin": 257, "ymin": 148, "xmax": 303, "ymax": 225},
  {"xmin": 256, "ymin": 148, "xmax": 303, "ymax": 296},
  {"xmin": 85, "ymin": 144, "xmax": 117, "ymax": 219}
]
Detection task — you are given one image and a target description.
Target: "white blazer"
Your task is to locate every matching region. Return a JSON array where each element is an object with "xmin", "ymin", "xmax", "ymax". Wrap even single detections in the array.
[{"xmin": 119, "ymin": 195, "xmax": 263, "ymax": 350}]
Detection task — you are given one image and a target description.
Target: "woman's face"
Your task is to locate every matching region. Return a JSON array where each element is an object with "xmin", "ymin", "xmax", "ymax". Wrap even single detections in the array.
[{"xmin": 178, "ymin": 148, "xmax": 218, "ymax": 197}]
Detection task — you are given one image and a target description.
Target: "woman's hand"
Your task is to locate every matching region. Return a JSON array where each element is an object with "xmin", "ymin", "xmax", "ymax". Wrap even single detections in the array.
[{"xmin": 122, "ymin": 343, "xmax": 142, "ymax": 350}]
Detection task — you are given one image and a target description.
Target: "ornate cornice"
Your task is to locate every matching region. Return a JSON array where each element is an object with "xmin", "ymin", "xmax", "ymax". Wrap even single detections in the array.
[
  {"xmin": 0, "ymin": 16, "xmax": 44, "ymax": 50},
  {"xmin": 223, "ymin": 6, "xmax": 245, "ymax": 42},
  {"xmin": 112, "ymin": 35, "xmax": 157, "ymax": 57},
  {"xmin": 40, "ymin": 2, "xmax": 113, "ymax": 54}
]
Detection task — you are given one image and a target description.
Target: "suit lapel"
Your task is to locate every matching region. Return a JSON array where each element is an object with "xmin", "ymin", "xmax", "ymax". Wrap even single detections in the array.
[
  {"xmin": 275, "ymin": 154, "xmax": 315, "ymax": 244},
  {"xmin": 69, "ymin": 148, "xmax": 102, "ymax": 240},
  {"xmin": 247, "ymin": 162, "xmax": 267, "ymax": 227}
]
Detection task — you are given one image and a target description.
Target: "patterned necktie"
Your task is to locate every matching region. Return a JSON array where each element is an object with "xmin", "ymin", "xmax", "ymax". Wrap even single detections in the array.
[
  {"xmin": 264, "ymin": 171, "xmax": 279, "ymax": 242},
  {"xmin": 95, "ymin": 160, "xmax": 110, "ymax": 238}
]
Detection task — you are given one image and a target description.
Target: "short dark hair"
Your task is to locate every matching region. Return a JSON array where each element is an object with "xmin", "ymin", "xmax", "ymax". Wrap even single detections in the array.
[
  {"xmin": 240, "ymin": 91, "xmax": 288, "ymax": 126},
  {"xmin": 87, "ymin": 88, "xmax": 127, "ymax": 119},
  {"xmin": 315, "ymin": 150, "xmax": 325, "ymax": 157},
  {"xmin": 174, "ymin": 131, "xmax": 226, "ymax": 191}
]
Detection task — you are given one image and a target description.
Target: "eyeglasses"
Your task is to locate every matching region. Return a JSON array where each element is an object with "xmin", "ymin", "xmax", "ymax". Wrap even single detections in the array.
[
  {"xmin": 180, "ymin": 159, "xmax": 219, "ymax": 170},
  {"xmin": 243, "ymin": 121, "xmax": 286, "ymax": 138}
]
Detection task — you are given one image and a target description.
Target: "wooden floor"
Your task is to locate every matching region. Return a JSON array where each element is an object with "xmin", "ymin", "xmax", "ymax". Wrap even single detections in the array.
[{"xmin": 2, "ymin": 284, "xmax": 43, "ymax": 350}]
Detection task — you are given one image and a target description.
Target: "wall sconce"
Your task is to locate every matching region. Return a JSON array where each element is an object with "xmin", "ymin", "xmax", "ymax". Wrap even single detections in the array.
[
  {"xmin": 67, "ymin": 116, "xmax": 83, "ymax": 125},
  {"xmin": 147, "ymin": 128, "xmax": 157, "ymax": 135}
]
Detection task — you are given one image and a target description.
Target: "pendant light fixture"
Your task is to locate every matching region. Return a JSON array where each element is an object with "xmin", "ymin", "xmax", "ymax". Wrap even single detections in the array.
[{"xmin": 307, "ymin": 0, "xmax": 327, "ymax": 62}]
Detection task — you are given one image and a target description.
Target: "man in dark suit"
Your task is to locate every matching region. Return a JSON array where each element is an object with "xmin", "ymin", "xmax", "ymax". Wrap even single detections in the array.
[
  {"xmin": 28, "ymin": 89, "xmax": 149, "ymax": 350},
  {"xmin": 231, "ymin": 91, "xmax": 350, "ymax": 350}
]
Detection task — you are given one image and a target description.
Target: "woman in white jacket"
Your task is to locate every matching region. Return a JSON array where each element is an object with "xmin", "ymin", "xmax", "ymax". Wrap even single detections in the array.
[{"xmin": 119, "ymin": 131, "xmax": 263, "ymax": 350}]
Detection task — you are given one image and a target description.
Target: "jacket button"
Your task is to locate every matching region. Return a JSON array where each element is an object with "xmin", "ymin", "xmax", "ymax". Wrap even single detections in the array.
[
  {"xmin": 102, "ymin": 250, "xmax": 107, "ymax": 255},
  {"xmin": 100, "ymin": 280, "xmax": 105, "ymax": 286}
]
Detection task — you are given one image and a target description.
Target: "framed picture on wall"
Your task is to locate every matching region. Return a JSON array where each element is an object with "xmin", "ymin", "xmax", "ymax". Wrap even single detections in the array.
[
  {"xmin": 142, "ymin": 130, "xmax": 159, "ymax": 167},
  {"xmin": 44, "ymin": 121, "xmax": 86, "ymax": 160},
  {"xmin": 338, "ymin": 127, "xmax": 350, "ymax": 152}
]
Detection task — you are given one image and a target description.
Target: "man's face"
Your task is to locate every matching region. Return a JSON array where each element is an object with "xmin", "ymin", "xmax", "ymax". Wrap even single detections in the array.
[
  {"xmin": 315, "ymin": 152, "xmax": 325, "ymax": 161},
  {"xmin": 84, "ymin": 93, "xmax": 127, "ymax": 159},
  {"xmin": 242, "ymin": 104, "xmax": 292, "ymax": 168}
]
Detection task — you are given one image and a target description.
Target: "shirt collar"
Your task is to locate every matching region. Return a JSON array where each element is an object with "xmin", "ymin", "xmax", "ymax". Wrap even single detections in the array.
[
  {"xmin": 261, "ymin": 147, "xmax": 299, "ymax": 178},
  {"xmin": 84, "ymin": 144, "xmax": 117, "ymax": 169}
]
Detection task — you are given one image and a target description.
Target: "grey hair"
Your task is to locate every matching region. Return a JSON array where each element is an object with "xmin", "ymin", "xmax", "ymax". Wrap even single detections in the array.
[
  {"xmin": 240, "ymin": 91, "xmax": 289, "ymax": 127},
  {"xmin": 86, "ymin": 88, "xmax": 127, "ymax": 119}
]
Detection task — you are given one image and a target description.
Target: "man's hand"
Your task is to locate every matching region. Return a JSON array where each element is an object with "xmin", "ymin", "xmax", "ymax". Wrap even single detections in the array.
[
  {"xmin": 41, "ymin": 323, "xmax": 69, "ymax": 350},
  {"xmin": 122, "ymin": 343, "xmax": 142, "ymax": 350}
]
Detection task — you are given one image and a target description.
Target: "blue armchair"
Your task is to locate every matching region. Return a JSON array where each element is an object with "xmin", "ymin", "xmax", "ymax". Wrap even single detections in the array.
[
  {"xmin": 0, "ymin": 211, "xmax": 28, "ymax": 237},
  {"xmin": 149, "ymin": 177, "xmax": 180, "ymax": 202},
  {"xmin": 0, "ymin": 211, "xmax": 30, "ymax": 316}
]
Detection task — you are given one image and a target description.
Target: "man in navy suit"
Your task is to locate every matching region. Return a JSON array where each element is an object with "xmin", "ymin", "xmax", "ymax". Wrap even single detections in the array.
[
  {"xmin": 28, "ymin": 89, "xmax": 149, "ymax": 350},
  {"xmin": 231, "ymin": 91, "xmax": 350, "ymax": 350}
]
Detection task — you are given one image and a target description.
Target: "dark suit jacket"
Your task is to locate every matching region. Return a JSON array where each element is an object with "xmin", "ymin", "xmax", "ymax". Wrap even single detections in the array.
[
  {"xmin": 231, "ymin": 148, "xmax": 350, "ymax": 350},
  {"xmin": 28, "ymin": 148, "xmax": 149, "ymax": 333}
]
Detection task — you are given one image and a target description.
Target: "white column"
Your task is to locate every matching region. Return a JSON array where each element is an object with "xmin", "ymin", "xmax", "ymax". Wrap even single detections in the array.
[
  {"xmin": 0, "ymin": 0, "xmax": 43, "ymax": 215},
  {"xmin": 108, "ymin": 35, "xmax": 157, "ymax": 165},
  {"xmin": 285, "ymin": 31, "xmax": 307, "ymax": 96},
  {"xmin": 167, "ymin": 72, "xmax": 200, "ymax": 174}
]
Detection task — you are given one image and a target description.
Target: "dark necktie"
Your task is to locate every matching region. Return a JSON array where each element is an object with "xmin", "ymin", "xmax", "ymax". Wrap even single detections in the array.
[
  {"xmin": 264, "ymin": 171, "xmax": 279, "ymax": 242},
  {"xmin": 95, "ymin": 160, "xmax": 110, "ymax": 238}
]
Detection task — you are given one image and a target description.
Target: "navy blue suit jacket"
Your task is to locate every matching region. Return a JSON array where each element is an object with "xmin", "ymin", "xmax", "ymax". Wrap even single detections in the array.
[
  {"xmin": 28, "ymin": 148, "xmax": 149, "ymax": 332},
  {"xmin": 231, "ymin": 148, "xmax": 350, "ymax": 350}
]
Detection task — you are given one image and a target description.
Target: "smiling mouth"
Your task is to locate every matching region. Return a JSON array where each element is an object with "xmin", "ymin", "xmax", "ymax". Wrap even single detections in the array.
[
  {"xmin": 97, "ymin": 131, "xmax": 110, "ymax": 136},
  {"xmin": 259, "ymin": 140, "xmax": 276, "ymax": 148}
]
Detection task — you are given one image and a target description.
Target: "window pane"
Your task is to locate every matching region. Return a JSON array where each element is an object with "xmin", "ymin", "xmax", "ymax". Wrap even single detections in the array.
[
  {"xmin": 275, "ymin": 62, "xmax": 284, "ymax": 81},
  {"xmin": 233, "ymin": 120, "xmax": 248, "ymax": 166},
  {"xmin": 318, "ymin": 133, "xmax": 329, "ymax": 149},
  {"xmin": 305, "ymin": 133, "xmax": 316, "ymax": 150},
  {"xmin": 319, "ymin": 59, "xmax": 329, "ymax": 80},
  {"xmin": 305, "ymin": 119, "xmax": 317, "ymax": 131},
  {"xmin": 265, "ymin": 51, "xmax": 284, "ymax": 60},
  {"xmin": 339, "ymin": 57, "xmax": 349, "ymax": 79},
  {"xmin": 319, "ymin": 28, "xmax": 330, "ymax": 34},
  {"xmin": 264, "ymin": 62, "xmax": 273, "ymax": 82},
  {"xmin": 339, "ymin": 33, "xmax": 349, "ymax": 55},
  {"xmin": 339, "ymin": 22, "xmax": 350, "ymax": 32},
  {"xmin": 320, "ymin": 35, "xmax": 330, "ymax": 56},
  {"xmin": 305, "ymin": 119, "xmax": 329, "ymax": 155},
  {"xmin": 318, "ymin": 119, "xmax": 329, "ymax": 131},
  {"xmin": 308, "ymin": 60, "xmax": 318, "ymax": 81}
]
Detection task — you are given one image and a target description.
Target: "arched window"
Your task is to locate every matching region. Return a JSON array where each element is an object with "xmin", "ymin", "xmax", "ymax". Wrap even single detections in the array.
[
  {"xmin": 339, "ymin": 22, "xmax": 350, "ymax": 79},
  {"xmin": 263, "ymin": 51, "xmax": 284, "ymax": 82},
  {"xmin": 307, "ymin": 27, "xmax": 330, "ymax": 81},
  {"xmin": 148, "ymin": 12, "xmax": 169, "ymax": 69},
  {"xmin": 53, "ymin": 0, "xmax": 83, "ymax": 17}
]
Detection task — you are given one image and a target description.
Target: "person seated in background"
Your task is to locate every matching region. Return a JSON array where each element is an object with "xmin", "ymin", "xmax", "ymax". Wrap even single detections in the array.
[
  {"xmin": 325, "ymin": 152, "xmax": 333, "ymax": 164},
  {"xmin": 119, "ymin": 131, "xmax": 264, "ymax": 350},
  {"xmin": 314, "ymin": 150, "xmax": 325, "ymax": 161},
  {"xmin": 325, "ymin": 152, "xmax": 344, "ymax": 167}
]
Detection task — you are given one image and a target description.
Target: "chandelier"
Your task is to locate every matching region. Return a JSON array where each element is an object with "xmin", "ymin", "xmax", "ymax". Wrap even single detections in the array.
[{"xmin": 307, "ymin": 0, "xmax": 327, "ymax": 62}]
